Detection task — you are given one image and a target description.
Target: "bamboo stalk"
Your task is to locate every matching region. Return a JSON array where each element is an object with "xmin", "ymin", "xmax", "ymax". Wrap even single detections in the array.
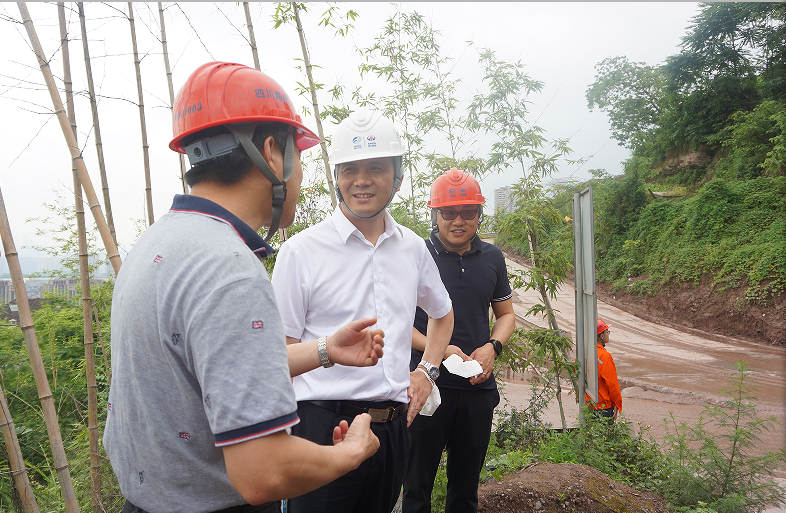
[
  {"xmin": 158, "ymin": 2, "xmax": 188, "ymax": 194},
  {"xmin": 92, "ymin": 302, "xmax": 111, "ymax": 387},
  {"xmin": 292, "ymin": 2, "xmax": 337, "ymax": 208},
  {"xmin": 17, "ymin": 2, "xmax": 121, "ymax": 276},
  {"xmin": 58, "ymin": 5, "xmax": 102, "ymax": 511},
  {"xmin": 243, "ymin": 2, "xmax": 260, "ymax": 70},
  {"xmin": 0, "ymin": 185, "xmax": 79, "ymax": 512},
  {"xmin": 128, "ymin": 2, "xmax": 155, "ymax": 225},
  {"xmin": 0, "ymin": 382, "xmax": 40, "ymax": 513},
  {"xmin": 78, "ymin": 2, "xmax": 117, "ymax": 244}
]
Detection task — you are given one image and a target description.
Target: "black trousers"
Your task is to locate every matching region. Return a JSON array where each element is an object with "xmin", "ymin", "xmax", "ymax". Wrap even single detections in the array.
[
  {"xmin": 589, "ymin": 406, "xmax": 615, "ymax": 423},
  {"xmin": 403, "ymin": 387, "xmax": 500, "ymax": 513},
  {"xmin": 287, "ymin": 400, "xmax": 410, "ymax": 513}
]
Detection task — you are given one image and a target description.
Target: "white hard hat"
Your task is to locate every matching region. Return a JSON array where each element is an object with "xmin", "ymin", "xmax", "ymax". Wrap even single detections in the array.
[
  {"xmin": 328, "ymin": 108, "xmax": 406, "ymax": 166},
  {"xmin": 329, "ymin": 108, "xmax": 406, "ymax": 218}
]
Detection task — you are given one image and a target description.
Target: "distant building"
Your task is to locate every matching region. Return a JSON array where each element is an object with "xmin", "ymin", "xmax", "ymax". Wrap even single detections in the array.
[
  {"xmin": 39, "ymin": 279, "xmax": 79, "ymax": 299},
  {"xmin": 0, "ymin": 298, "xmax": 44, "ymax": 327},
  {"xmin": 494, "ymin": 186, "xmax": 516, "ymax": 214},
  {"xmin": 0, "ymin": 280, "xmax": 14, "ymax": 303}
]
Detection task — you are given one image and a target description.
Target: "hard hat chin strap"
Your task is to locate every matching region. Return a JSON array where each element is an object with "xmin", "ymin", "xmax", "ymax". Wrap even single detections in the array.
[{"xmin": 228, "ymin": 126, "xmax": 294, "ymax": 241}]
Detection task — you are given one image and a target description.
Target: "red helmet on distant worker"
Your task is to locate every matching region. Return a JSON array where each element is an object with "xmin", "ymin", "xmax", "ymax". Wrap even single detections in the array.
[
  {"xmin": 169, "ymin": 61, "xmax": 319, "ymax": 153},
  {"xmin": 597, "ymin": 318, "xmax": 610, "ymax": 335},
  {"xmin": 428, "ymin": 168, "xmax": 486, "ymax": 208}
]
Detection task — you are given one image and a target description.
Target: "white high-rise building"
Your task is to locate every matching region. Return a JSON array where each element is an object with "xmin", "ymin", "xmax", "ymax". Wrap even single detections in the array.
[{"xmin": 494, "ymin": 186, "xmax": 516, "ymax": 214}]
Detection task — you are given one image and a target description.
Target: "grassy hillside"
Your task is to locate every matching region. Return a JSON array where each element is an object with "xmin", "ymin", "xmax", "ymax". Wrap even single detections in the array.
[{"xmin": 497, "ymin": 4, "xmax": 785, "ymax": 344}]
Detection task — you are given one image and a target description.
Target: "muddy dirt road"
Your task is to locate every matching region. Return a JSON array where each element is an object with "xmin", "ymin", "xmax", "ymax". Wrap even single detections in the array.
[{"xmin": 499, "ymin": 255, "xmax": 786, "ymax": 485}]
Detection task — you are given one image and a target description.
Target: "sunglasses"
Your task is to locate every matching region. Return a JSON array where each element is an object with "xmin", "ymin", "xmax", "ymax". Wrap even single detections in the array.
[{"xmin": 438, "ymin": 209, "xmax": 479, "ymax": 220}]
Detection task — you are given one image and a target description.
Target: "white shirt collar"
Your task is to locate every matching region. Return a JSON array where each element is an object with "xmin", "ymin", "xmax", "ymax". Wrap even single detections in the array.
[{"xmin": 331, "ymin": 205, "xmax": 403, "ymax": 245}]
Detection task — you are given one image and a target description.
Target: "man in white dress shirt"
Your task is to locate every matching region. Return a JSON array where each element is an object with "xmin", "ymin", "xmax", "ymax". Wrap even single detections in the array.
[{"xmin": 272, "ymin": 109, "xmax": 454, "ymax": 513}]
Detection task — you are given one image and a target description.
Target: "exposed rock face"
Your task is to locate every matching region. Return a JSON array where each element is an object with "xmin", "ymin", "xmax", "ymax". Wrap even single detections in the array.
[
  {"xmin": 661, "ymin": 150, "xmax": 713, "ymax": 176},
  {"xmin": 477, "ymin": 463, "xmax": 672, "ymax": 513}
]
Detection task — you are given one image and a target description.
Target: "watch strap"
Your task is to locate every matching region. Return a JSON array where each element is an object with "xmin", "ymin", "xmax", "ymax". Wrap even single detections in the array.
[
  {"xmin": 318, "ymin": 336, "xmax": 334, "ymax": 368},
  {"xmin": 489, "ymin": 339, "xmax": 503, "ymax": 356},
  {"xmin": 418, "ymin": 360, "xmax": 440, "ymax": 380}
]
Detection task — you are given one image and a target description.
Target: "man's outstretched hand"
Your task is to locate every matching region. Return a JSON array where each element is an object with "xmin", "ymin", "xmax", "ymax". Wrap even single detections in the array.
[
  {"xmin": 332, "ymin": 414, "xmax": 380, "ymax": 464},
  {"xmin": 328, "ymin": 318, "xmax": 384, "ymax": 367}
]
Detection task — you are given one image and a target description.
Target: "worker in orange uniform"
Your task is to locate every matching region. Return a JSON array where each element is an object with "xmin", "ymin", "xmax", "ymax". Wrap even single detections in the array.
[{"xmin": 585, "ymin": 318, "xmax": 622, "ymax": 422}]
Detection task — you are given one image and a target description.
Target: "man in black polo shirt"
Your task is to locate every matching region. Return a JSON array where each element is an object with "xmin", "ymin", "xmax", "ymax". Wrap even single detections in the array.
[{"xmin": 403, "ymin": 168, "xmax": 516, "ymax": 513}]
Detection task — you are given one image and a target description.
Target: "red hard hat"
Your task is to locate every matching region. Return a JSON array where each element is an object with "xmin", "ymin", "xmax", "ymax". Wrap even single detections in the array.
[
  {"xmin": 597, "ymin": 318, "xmax": 610, "ymax": 335},
  {"xmin": 169, "ymin": 62, "xmax": 320, "ymax": 153},
  {"xmin": 427, "ymin": 168, "xmax": 486, "ymax": 208}
]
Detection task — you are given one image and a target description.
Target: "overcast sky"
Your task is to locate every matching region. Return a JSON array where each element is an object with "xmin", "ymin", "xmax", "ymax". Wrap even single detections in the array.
[{"xmin": 0, "ymin": 1, "xmax": 702, "ymax": 264}]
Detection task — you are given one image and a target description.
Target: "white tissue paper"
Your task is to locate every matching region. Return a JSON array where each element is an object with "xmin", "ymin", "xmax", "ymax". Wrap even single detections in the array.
[
  {"xmin": 419, "ymin": 379, "xmax": 441, "ymax": 416},
  {"xmin": 442, "ymin": 354, "xmax": 484, "ymax": 378}
]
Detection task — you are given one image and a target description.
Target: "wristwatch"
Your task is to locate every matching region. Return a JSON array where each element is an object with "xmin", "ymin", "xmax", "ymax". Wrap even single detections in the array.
[
  {"xmin": 418, "ymin": 360, "xmax": 440, "ymax": 380},
  {"xmin": 318, "ymin": 336, "xmax": 334, "ymax": 368},
  {"xmin": 489, "ymin": 339, "xmax": 503, "ymax": 356}
]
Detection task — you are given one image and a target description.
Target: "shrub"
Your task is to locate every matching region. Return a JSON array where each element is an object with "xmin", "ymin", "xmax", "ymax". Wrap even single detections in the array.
[{"xmin": 661, "ymin": 362, "xmax": 786, "ymax": 512}]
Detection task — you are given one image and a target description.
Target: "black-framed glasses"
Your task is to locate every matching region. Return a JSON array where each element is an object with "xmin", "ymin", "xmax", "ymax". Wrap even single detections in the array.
[{"xmin": 438, "ymin": 209, "xmax": 479, "ymax": 220}]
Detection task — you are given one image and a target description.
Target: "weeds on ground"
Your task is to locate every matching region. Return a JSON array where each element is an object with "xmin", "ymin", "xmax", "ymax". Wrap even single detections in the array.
[
  {"xmin": 534, "ymin": 409, "xmax": 670, "ymax": 491},
  {"xmin": 484, "ymin": 362, "xmax": 785, "ymax": 513},
  {"xmin": 431, "ymin": 362, "xmax": 784, "ymax": 513},
  {"xmin": 661, "ymin": 362, "xmax": 786, "ymax": 513}
]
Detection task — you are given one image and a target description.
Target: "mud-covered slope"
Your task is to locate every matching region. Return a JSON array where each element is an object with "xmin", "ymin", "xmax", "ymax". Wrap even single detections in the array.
[
  {"xmin": 595, "ymin": 278, "xmax": 784, "ymax": 347},
  {"xmin": 499, "ymin": 246, "xmax": 785, "ymax": 347}
]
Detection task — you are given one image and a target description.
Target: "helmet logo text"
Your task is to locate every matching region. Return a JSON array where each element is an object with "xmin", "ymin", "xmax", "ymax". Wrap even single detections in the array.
[
  {"xmin": 255, "ymin": 88, "xmax": 289, "ymax": 103},
  {"xmin": 366, "ymin": 135, "xmax": 377, "ymax": 148}
]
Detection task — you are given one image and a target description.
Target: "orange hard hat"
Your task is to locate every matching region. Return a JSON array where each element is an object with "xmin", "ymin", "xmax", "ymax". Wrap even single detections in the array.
[
  {"xmin": 597, "ymin": 318, "xmax": 610, "ymax": 335},
  {"xmin": 169, "ymin": 62, "xmax": 320, "ymax": 153},
  {"xmin": 427, "ymin": 168, "xmax": 486, "ymax": 208}
]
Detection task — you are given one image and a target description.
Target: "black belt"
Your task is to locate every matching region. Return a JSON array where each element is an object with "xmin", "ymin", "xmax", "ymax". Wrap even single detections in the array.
[
  {"xmin": 309, "ymin": 400, "xmax": 407, "ymax": 423},
  {"xmin": 123, "ymin": 500, "xmax": 278, "ymax": 513}
]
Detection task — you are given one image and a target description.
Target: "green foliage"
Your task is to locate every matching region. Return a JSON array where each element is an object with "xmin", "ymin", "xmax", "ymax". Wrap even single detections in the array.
[
  {"xmin": 492, "ymin": 405, "xmax": 670, "ymax": 492},
  {"xmin": 387, "ymin": 198, "xmax": 431, "ymax": 239},
  {"xmin": 0, "ymin": 285, "xmax": 115, "ymax": 511},
  {"xmin": 468, "ymin": 48, "xmax": 548, "ymax": 175},
  {"xmin": 661, "ymin": 362, "xmax": 786, "ymax": 512},
  {"xmin": 586, "ymin": 56, "xmax": 668, "ymax": 149},
  {"xmin": 667, "ymin": 3, "xmax": 785, "ymax": 100},
  {"xmin": 481, "ymin": 442, "xmax": 533, "ymax": 484},
  {"xmin": 536, "ymin": 411, "xmax": 670, "ymax": 491},
  {"xmin": 595, "ymin": 176, "xmax": 785, "ymax": 303},
  {"xmin": 663, "ymin": 3, "xmax": 786, "ymax": 146},
  {"xmin": 593, "ymin": 166, "xmax": 648, "ymax": 244},
  {"xmin": 488, "ymin": 363, "xmax": 785, "ymax": 511},
  {"xmin": 587, "ymin": 4, "xmax": 785, "ymax": 160},
  {"xmin": 709, "ymin": 100, "xmax": 786, "ymax": 180}
]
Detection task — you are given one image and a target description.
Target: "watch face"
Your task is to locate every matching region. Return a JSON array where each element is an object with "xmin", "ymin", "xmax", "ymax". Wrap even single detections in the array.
[{"xmin": 420, "ymin": 362, "xmax": 439, "ymax": 380}]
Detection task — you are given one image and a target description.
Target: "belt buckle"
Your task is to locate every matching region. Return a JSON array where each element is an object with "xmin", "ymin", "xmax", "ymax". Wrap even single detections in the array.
[{"xmin": 367, "ymin": 406, "xmax": 394, "ymax": 423}]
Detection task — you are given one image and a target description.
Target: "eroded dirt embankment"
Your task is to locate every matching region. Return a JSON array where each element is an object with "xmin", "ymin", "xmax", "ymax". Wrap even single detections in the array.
[{"xmin": 498, "ymin": 245, "xmax": 785, "ymax": 347}]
